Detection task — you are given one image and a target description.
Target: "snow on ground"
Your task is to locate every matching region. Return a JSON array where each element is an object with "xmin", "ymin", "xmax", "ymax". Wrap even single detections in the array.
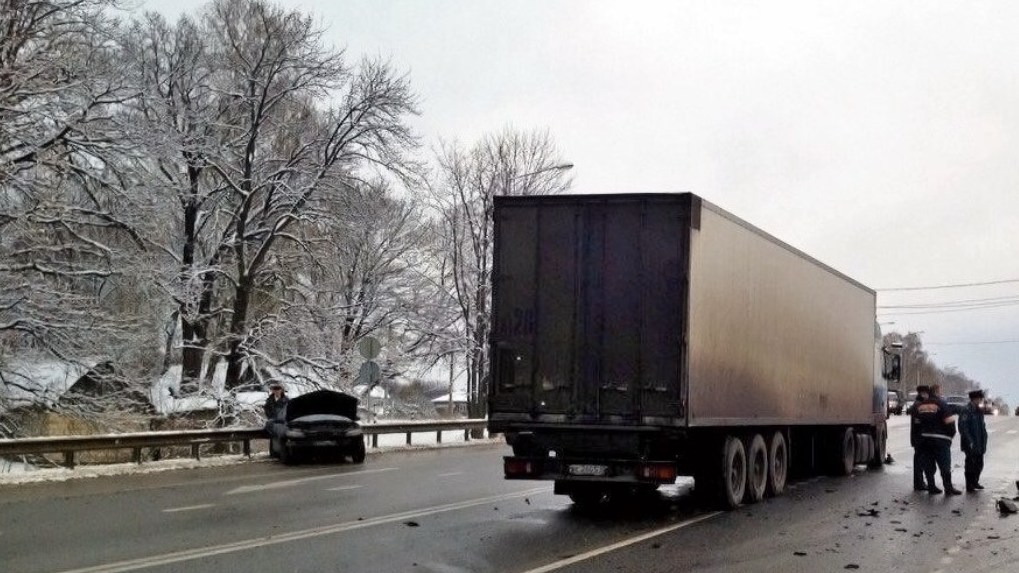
[{"xmin": 0, "ymin": 429, "xmax": 502, "ymax": 486}]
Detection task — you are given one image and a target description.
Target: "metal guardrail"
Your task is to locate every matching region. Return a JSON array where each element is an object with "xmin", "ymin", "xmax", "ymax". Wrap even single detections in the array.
[{"xmin": 0, "ymin": 419, "xmax": 490, "ymax": 469}]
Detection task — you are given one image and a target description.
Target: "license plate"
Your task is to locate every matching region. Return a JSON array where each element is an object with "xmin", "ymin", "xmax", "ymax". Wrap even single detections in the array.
[{"xmin": 568, "ymin": 464, "xmax": 608, "ymax": 476}]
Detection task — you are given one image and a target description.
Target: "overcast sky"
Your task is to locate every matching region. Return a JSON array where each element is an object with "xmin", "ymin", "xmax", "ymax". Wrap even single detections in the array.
[{"xmin": 143, "ymin": 0, "xmax": 1019, "ymax": 404}]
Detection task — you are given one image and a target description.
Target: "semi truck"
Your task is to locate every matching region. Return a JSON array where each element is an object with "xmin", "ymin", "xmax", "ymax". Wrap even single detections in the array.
[{"xmin": 487, "ymin": 193, "xmax": 900, "ymax": 509}]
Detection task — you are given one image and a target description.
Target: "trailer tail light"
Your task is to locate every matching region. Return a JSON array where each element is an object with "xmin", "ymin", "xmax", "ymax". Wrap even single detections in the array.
[
  {"xmin": 504, "ymin": 458, "xmax": 541, "ymax": 477},
  {"xmin": 638, "ymin": 462, "xmax": 677, "ymax": 482}
]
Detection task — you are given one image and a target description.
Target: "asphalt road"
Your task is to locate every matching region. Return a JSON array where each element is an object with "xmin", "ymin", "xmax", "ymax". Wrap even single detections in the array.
[{"xmin": 2, "ymin": 416, "xmax": 1018, "ymax": 573}]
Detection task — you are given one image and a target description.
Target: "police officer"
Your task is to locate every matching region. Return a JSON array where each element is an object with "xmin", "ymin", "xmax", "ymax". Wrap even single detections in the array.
[
  {"xmin": 915, "ymin": 388, "xmax": 961, "ymax": 495},
  {"xmin": 907, "ymin": 385, "xmax": 932, "ymax": 491},
  {"xmin": 959, "ymin": 389, "xmax": 988, "ymax": 492}
]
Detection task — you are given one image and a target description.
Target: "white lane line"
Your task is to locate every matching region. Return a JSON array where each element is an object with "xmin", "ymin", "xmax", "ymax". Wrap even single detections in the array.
[
  {"xmin": 225, "ymin": 467, "xmax": 397, "ymax": 495},
  {"xmin": 325, "ymin": 485, "xmax": 363, "ymax": 492},
  {"xmin": 162, "ymin": 504, "xmax": 215, "ymax": 514},
  {"xmin": 437, "ymin": 472, "xmax": 463, "ymax": 477},
  {"xmin": 56, "ymin": 487, "xmax": 548, "ymax": 573},
  {"xmin": 1007, "ymin": 430, "xmax": 1017, "ymax": 435},
  {"xmin": 517, "ymin": 511, "xmax": 723, "ymax": 573}
]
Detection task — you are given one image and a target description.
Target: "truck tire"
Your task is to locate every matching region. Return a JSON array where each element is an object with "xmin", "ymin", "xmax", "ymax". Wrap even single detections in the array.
[
  {"xmin": 719, "ymin": 435, "xmax": 747, "ymax": 509},
  {"xmin": 766, "ymin": 430, "xmax": 788, "ymax": 497},
  {"xmin": 867, "ymin": 424, "xmax": 886, "ymax": 469},
  {"xmin": 744, "ymin": 434, "xmax": 767, "ymax": 504},
  {"xmin": 829, "ymin": 428, "xmax": 855, "ymax": 476}
]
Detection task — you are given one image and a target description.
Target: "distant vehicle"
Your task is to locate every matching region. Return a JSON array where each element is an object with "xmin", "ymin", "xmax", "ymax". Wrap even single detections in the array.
[
  {"xmin": 981, "ymin": 400, "xmax": 996, "ymax": 415},
  {"xmin": 944, "ymin": 395, "xmax": 968, "ymax": 414},
  {"xmin": 887, "ymin": 391, "xmax": 902, "ymax": 416},
  {"xmin": 269, "ymin": 389, "xmax": 366, "ymax": 465}
]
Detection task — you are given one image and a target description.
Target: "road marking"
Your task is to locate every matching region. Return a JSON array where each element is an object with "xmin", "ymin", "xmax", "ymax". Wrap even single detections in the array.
[
  {"xmin": 437, "ymin": 472, "xmax": 463, "ymax": 477},
  {"xmin": 946, "ymin": 546, "xmax": 961, "ymax": 555},
  {"xmin": 162, "ymin": 504, "xmax": 215, "ymax": 513},
  {"xmin": 55, "ymin": 487, "xmax": 548, "ymax": 573},
  {"xmin": 224, "ymin": 467, "xmax": 397, "ymax": 495},
  {"xmin": 1007, "ymin": 430, "xmax": 1017, "ymax": 435},
  {"xmin": 325, "ymin": 485, "xmax": 363, "ymax": 492},
  {"xmin": 516, "ymin": 511, "xmax": 723, "ymax": 573}
]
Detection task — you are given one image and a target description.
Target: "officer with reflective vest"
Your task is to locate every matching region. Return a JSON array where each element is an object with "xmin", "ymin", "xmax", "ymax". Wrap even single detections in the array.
[{"xmin": 915, "ymin": 390, "xmax": 961, "ymax": 495}]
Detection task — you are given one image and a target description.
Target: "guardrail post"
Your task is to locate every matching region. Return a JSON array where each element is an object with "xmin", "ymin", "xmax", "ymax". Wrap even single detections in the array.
[
  {"xmin": 243, "ymin": 439, "xmax": 251, "ymax": 457},
  {"xmin": 371, "ymin": 434, "xmax": 378, "ymax": 448},
  {"xmin": 406, "ymin": 432, "xmax": 412, "ymax": 445},
  {"xmin": 132, "ymin": 448, "xmax": 142, "ymax": 464},
  {"xmin": 436, "ymin": 430, "xmax": 442, "ymax": 444},
  {"xmin": 63, "ymin": 451, "xmax": 75, "ymax": 468},
  {"xmin": 191, "ymin": 444, "xmax": 200, "ymax": 460},
  {"xmin": 464, "ymin": 429, "xmax": 470, "ymax": 442}
]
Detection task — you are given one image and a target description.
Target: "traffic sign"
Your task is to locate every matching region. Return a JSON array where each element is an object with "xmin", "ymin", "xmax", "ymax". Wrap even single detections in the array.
[
  {"xmin": 358, "ymin": 336, "xmax": 382, "ymax": 360},
  {"xmin": 358, "ymin": 360, "xmax": 381, "ymax": 385}
]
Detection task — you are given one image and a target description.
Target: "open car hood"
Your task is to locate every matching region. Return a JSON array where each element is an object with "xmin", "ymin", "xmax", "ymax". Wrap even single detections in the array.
[{"xmin": 284, "ymin": 389, "xmax": 360, "ymax": 423}]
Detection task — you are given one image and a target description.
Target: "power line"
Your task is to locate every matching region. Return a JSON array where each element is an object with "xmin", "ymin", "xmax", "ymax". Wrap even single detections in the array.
[
  {"xmin": 877, "ymin": 278, "xmax": 1019, "ymax": 292},
  {"xmin": 878, "ymin": 295, "xmax": 1019, "ymax": 309},
  {"xmin": 926, "ymin": 340, "xmax": 1019, "ymax": 346},
  {"xmin": 878, "ymin": 302, "xmax": 1019, "ymax": 315}
]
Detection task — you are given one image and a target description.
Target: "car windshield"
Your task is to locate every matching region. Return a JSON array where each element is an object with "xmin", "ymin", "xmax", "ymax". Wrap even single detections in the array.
[{"xmin": 945, "ymin": 396, "xmax": 967, "ymax": 405}]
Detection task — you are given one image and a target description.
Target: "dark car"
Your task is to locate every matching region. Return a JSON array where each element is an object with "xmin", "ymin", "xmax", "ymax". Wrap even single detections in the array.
[
  {"xmin": 887, "ymin": 390, "xmax": 902, "ymax": 416},
  {"xmin": 944, "ymin": 395, "xmax": 968, "ymax": 415},
  {"xmin": 269, "ymin": 389, "xmax": 366, "ymax": 465}
]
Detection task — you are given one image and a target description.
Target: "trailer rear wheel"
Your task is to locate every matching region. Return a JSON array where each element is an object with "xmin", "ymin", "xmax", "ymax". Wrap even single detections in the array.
[
  {"xmin": 719, "ymin": 435, "xmax": 747, "ymax": 509},
  {"xmin": 744, "ymin": 434, "xmax": 767, "ymax": 504},
  {"xmin": 766, "ymin": 430, "xmax": 788, "ymax": 497},
  {"xmin": 829, "ymin": 428, "xmax": 855, "ymax": 476}
]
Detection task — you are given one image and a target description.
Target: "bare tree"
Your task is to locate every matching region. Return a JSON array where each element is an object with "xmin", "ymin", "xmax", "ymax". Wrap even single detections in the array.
[
  {"xmin": 0, "ymin": 0, "xmax": 147, "ymax": 406},
  {"xmin": 120, "ymin": 0, "xmax": 419, "ymax": 393},
  {"xmin": 427, "ymin": 128, "xmax": 572, "ymax": 419}
]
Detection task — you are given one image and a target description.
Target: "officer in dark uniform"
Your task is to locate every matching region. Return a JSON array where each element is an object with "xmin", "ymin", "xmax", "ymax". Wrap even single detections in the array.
[
  {"xmin": 907, "ymin": 385, "xmax": 932, "ymax": 491},
  {"xmin": 959, "ymin": 389, "xmax": 988, "ymax": 492},
  {"xmin": 915, "ymin": 389, "xmax": 961, "ymax": 495}
]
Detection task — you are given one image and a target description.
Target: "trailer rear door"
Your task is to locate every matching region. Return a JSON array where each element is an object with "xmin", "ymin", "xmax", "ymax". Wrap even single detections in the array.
[{"xmin": 490, "ymin": 195, "xmax": 690, "ymax": 423}]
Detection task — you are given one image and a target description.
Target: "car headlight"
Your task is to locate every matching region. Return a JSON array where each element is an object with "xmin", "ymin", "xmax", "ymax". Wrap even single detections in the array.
[
  {"xmin": 345, "ymin": 428, "xmax": 363, "ymax": 437},
  {"xmin": 285, "ymin": 429, "xmax": 305, "ymax": 438}
]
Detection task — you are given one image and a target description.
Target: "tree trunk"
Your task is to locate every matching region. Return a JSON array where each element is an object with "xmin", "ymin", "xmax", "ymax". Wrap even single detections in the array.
[{"xmin": 224, "ymin": 280, "xmax": 251, "ymax": 390}]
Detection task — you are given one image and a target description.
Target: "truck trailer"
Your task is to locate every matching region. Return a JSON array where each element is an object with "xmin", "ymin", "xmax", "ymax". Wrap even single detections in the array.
[{"xmin": 488, "ymin": 193, "xmax": 899, "ymax": 509}]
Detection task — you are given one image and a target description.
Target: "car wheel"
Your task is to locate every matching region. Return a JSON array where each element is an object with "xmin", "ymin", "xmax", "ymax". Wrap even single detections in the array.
[{"xmin": 350, "ymin": 439, "xmax": 366, "ymax": 464}]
